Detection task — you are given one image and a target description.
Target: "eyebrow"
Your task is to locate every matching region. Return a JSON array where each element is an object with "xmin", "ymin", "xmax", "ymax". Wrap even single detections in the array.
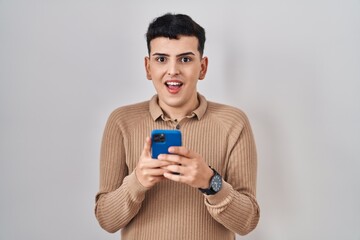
[{"xmin": 152, "ymin": 52, "xmax": 196, "ymax": 57}]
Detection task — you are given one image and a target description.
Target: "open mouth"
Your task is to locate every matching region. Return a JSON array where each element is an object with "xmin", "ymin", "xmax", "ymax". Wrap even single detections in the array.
[{"xmin": 165, "ymin": 81, "xmax": 183, "ymax": 92}]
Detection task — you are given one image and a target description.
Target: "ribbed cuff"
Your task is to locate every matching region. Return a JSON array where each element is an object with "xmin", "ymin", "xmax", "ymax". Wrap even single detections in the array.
[
  {"xmin": 204, "ymin": 180, "xmax": 233, "ymax": 206},
  {"xmin": 123, "ymin": 171, "xmax": 150, "ymax": 202}
]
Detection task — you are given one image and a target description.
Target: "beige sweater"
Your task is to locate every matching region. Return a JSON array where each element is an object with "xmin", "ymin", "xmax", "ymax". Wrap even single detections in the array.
[{"xmin": 95, "ymin": 94, "xmax": 260, "ymax": 240}]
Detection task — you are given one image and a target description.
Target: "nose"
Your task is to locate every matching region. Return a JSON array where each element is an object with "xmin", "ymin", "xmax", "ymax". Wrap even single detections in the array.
[{"xmin": 167, "ymin": 60, "xmax": 180, "ymax": 76}]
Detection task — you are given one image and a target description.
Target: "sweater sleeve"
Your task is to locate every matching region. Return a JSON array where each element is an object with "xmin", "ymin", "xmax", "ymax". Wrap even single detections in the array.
[
  {"xmin": 204, "ymin": 115, "xmax": 260, "ymax": 235},
  {"xmin": 94, "ymin": 112, "xmax": 149, "ymax": 233}
]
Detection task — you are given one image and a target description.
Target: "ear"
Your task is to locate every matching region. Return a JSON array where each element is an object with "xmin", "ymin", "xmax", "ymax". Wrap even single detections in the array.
[
  {"xmin": 145, "ymin": 56, "xmax": 152, "ymax": 80},
  {"xmin": 199, "ymin": 56, "xmax": 208, "ymax": 80}
]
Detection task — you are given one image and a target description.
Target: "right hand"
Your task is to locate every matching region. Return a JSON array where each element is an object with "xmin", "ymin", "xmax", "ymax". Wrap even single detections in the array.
[{"xmin": 135, "ymin": 137, "xmax": 171, "ymax": 188}]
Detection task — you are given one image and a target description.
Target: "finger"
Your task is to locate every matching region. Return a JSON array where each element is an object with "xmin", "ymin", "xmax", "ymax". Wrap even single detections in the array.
[
  {"xmin": 158, "ymin": 153, "xmax": 185, "ymax": 165},
  {"xmin": 168, "ymin": 146, "xmax": 197, "ymax": 158},
  {"xmin": 145, "ymin": 176, "xmax": 166, "ymax": 186},
  {"xmin": 142, "ymin": 168, "xmax": 169, "ymax": 177},
  {"xmin": 162, "ymin": 164, "xmax": 185, "ymax": 175},
  {"xmin": 163, "ymin": 172, "xmax": 183, "ymax": 182},
  {"xmin": 140, "ymin": 159, "xmax": 172, "ymax": 169},
  {"xmin": 142, "ymin": 137, "xmax": 151, "ymax": 157}
]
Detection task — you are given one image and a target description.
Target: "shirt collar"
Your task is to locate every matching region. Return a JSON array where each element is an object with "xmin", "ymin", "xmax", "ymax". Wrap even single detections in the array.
[{"xmin": 149, "ymin": 93, "xmax": 208, "ymax": 121}]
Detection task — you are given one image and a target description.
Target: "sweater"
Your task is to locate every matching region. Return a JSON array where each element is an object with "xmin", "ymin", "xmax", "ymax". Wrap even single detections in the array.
[{"xmin": 95, "ymin": 93, "xmax": 260, "ymax": 240}]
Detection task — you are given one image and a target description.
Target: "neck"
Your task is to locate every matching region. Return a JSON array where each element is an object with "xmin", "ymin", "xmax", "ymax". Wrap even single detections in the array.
[{"xmin": 160, "ymin": 94, "xmax": 199, "ymax": 120}]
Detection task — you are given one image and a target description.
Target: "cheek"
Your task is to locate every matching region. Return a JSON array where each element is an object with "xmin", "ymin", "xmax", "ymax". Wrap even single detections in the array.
[
  {"xmin": 186, "ymin": 66, "xmax": 202, "ymax": 78},
  {"xmin": 150, "ymin": 66, "xmax": 166, "ymax": 78}
]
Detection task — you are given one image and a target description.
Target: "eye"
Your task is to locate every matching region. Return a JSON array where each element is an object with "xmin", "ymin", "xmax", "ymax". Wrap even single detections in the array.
[
  {"xmin": 155, "ymin": 56, "xmax": 166, "ymax": 63},
  {"xmin": 180, "ymin": 57, "xmax": 192, "ymax": 63}
]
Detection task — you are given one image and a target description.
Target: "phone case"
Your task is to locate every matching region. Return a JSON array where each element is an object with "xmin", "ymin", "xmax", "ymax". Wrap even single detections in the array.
[{"xmin": 151, "ymin": 129, "xmax": 182, "ymax": 159}]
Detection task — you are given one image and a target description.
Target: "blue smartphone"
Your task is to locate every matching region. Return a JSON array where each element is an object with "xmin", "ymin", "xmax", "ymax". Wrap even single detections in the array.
[{"xmin": 151, "ymin": 129, "xmax": 182, "ymax": 159}]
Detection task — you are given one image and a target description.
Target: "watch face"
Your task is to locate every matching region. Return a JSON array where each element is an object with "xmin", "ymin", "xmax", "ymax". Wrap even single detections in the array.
[{"xmin": 211, "ymin": 174, "xmax": 222, "ymax": 192}]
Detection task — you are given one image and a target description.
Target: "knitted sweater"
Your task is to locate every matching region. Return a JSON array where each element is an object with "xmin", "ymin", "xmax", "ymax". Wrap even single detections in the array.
[{"xmin": 95, "ymin": 94, "xmax": 260, "ymax": 240}]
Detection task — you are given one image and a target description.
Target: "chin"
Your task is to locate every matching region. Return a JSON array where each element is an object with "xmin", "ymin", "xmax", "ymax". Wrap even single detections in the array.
[{"xmin": 164, "ymin": 99, "xmax": 184, "ymax": 108}]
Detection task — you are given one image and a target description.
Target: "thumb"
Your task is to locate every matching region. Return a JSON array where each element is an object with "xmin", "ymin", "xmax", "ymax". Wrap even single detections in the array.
[{"xmin": 141, "ymin": 136, "xmax": 152, "ymax": 157}]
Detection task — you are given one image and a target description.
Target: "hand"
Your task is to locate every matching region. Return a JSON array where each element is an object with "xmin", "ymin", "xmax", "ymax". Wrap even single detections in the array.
[
  {"xmin": 158, "ymin": 146, "xmax": 214, "ymax": 189},
  {"xmin": 135, "ymin": 137, "xmax": 171, "ymax": 188}
]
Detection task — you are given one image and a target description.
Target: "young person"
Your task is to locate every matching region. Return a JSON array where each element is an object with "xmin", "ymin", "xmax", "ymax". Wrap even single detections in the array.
[{"xmin": 95, "ymin": 13, "xmax": 260, "ymax": 240}]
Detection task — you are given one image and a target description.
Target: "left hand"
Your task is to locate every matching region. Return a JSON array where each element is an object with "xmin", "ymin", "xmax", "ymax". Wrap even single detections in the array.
[{"xmin": 158, "ymin": 146, "xmax": 214, "ymax": 189}]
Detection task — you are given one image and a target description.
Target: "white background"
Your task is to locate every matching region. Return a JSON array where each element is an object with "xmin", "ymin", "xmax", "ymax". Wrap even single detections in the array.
[{"xmin": 1, "ymin": 0, "xmax": 359, "ymax": 239}]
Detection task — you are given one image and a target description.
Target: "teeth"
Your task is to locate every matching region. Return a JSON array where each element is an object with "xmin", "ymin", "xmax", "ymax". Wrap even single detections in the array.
[{"xmin": 166, "ymin": 82, "xmax": 182, "ymax": 86}]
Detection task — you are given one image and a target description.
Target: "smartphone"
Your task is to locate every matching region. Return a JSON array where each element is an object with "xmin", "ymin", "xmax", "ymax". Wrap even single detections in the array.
[{"xmin": 151, "ymin": 129, "xmax": 182, "ymax": 159}]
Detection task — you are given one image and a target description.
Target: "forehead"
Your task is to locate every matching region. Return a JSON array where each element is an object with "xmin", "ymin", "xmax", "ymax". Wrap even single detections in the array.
[{"xmin": 149, "ymin": 36, "xmax": 200, "ymax": 55}]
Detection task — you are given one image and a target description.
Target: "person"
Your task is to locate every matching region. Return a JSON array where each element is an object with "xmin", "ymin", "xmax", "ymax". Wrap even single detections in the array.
[{"xmin": 95, "ymin": 13, "xmax": 260, "ymax": 240}]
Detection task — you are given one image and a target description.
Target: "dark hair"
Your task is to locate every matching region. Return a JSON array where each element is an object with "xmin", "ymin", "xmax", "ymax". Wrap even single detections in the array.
[{"xmin": 146, "ymin": 13, "xmax": 206, "ymax": 56}]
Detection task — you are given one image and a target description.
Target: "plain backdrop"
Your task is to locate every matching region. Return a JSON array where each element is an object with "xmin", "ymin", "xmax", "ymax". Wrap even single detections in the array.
[{"xmin": 1, "ymin": 1, "xmax": 359, "ymax": 239}]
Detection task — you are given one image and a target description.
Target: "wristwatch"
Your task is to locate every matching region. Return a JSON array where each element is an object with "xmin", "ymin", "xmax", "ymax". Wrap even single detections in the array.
[{"xmin": 199, "ymin": 167, "xmax": 222, "ymax": 195}]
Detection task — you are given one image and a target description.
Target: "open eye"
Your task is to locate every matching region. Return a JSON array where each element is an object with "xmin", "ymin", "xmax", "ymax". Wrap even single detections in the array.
[
  {"xmin": 155, "ymin": 56, "xmax": 167, "ymax": 63},
  {"xmin": 180, "ymin": 57, "xmax": 192, "ymax": 63}
]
